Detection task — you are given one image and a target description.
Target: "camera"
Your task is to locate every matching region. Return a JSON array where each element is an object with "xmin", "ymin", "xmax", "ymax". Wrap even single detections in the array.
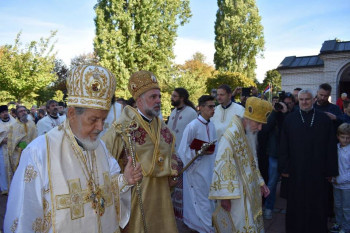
[
  {"xmin": 241, "ymin": 87, "xmax": 252, "ymax": 97},
  {"xmin": 274, "ymin": 102, "xmax": 283, "ymax": 111},
  {"xmin": 278, "ymin": 91, "xmax": 286, "ymax": 101}
]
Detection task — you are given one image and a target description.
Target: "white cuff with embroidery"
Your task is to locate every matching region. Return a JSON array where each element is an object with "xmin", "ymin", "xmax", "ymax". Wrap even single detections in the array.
[{"xmin": 119, "ymin": 174, "xmax": 134, "ymax": 193}]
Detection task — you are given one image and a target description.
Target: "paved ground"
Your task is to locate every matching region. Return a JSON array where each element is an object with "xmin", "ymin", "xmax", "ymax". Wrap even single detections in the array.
[
  {"xmin": 0, "ymin": 193, "xmax": 285, "ymax": 233},
  {"xmin": 0, "ymin": 192, "xmax": 286, "ymax": 233},
  {"xmin": 176, "ymin": 193, "xmax": 287, "ymax": 233}
]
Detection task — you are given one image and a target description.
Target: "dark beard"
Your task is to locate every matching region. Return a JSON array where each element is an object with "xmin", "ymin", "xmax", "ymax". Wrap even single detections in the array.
[
  {"xmin": 171, "ymin": 99, "xmax": 181, "ymax": 107},
  {"xmin": 19, "ymin": 114, "xmax": 28, "ymax": 123},
  {"xmin": 1, "ymin": 115, "xmax": 10, "ymax": 122}
]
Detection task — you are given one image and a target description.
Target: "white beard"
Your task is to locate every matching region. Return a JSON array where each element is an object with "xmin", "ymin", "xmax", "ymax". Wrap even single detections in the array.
[
  {"xmin": 75, "ymin": 136, "xmax": 100, "ymax": 151},
  {"xmin": 245, "ymin": 124, "xmax": 258, "ymax": 157}
]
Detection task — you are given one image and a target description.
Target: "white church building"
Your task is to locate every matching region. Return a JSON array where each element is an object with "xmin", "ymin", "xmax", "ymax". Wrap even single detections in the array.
[{"xmin": 277, "ymin": 39, "xmax": 350, "ymax": 103}]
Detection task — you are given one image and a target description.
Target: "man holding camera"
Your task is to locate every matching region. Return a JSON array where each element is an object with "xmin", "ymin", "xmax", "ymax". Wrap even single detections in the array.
[{"xmin": 259, "ymin": 92, "xmax": 295, "ymax": 220}]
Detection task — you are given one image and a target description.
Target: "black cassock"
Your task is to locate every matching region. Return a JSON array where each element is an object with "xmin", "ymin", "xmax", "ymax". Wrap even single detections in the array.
[{"xmin": 278, "ymin": 109, "xmax": 338, "ymax": 233}]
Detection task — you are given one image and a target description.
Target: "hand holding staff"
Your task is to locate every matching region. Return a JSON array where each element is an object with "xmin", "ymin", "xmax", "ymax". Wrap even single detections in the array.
[{"xmin": 175, "ymin": 139, "xmax": 217, "ymax": 179}]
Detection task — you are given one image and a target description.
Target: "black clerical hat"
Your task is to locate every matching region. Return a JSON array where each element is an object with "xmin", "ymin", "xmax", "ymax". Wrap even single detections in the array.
[{"xmin": 0, "ymin": 105, "xmax": 8, "ymax": 113}]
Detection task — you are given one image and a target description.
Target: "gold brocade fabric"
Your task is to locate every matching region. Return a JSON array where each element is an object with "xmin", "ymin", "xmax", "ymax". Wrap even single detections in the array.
[
  {"xmin": 209, "ymin": 115, "xmax": 264, "ymax": 233},
  {"xmin": 0, "ymin": 117, "xmax": 16, "ymax": 191},
  {"xmin": 46, "ymin": 120, "xmax": 120, "ymax": 233},
  {"xmin": 7, "ymin": 120, "xmax": 37, "ymax": 181},
  {"xmin": 102, "ymin": 106, "xmax": 178, "ymax": 233}
]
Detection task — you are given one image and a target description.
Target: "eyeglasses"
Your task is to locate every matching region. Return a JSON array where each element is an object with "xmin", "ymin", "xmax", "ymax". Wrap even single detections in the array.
[{"xmin": 205, "ymin": 105, "xmax": 216, "ymax": 109}]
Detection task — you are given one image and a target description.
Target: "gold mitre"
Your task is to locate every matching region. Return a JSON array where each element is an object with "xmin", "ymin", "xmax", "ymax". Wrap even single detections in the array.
[
  {"xmin": 66, "ymin": 64, "xmax": 116, "ymax": 110},
  {"xmin": 128, "ymin": 70, "xmax": 160, "ymax": 100},
  {"xmin": 244, "ymin": 97, "xmax": 273, "ymax": 124}
]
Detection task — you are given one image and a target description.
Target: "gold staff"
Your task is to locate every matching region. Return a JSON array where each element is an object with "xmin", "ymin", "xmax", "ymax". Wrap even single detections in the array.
[
  {"xmin": 176, "ymin": 139, "xmax": 217, "ymax": 178},
  {"xmin": 114, "ymin": 120, "xmax": 148, "ymax": 233}
]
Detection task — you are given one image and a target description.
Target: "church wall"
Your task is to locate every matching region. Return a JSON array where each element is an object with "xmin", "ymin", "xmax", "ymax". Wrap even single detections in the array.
[
  {"xmin": 321, "ymin": 52, "xmax": 350, "ymax": 101},
  {"xmin": 279, "ymin": 52, "xmax": 350, "ymax": 104},
  {"xmin": 279, "ymin": 67, "xmax": 324, "ymax": 99}
]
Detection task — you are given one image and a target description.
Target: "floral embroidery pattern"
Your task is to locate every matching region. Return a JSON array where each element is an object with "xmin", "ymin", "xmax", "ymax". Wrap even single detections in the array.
[
  {"xmin": 10, "ymin": 218, "xmax": 18, "ymax": 233},
  {"xmin": 24, "ymin": 165, "xmax": 38, "ymax": 183},
  {"xmin": 32, "ymin": 218, "xmax": 43, "ymax": 232},
  {"xmin": 42, "ymin": 198, "xmax": 52, "ymax": 233},
  {"xmin": 31, "ymin": 199, "xmax": 52, "ymax": 233},
  {"xmin": 161, "ymin": 127, "xmax": 173, "ymax": 144},
  {"xmin": 133, "ymin": 126, "xmax": 147, "ymax": 145}
]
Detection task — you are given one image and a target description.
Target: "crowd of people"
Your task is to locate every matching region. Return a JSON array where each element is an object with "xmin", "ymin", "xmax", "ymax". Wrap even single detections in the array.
[{"xmin": 0, "ymin": 64, "xmax": 349, "ymax": 233}]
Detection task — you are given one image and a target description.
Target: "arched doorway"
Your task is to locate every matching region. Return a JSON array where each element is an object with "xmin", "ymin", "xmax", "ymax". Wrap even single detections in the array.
[{"xmin": 337, "ymin": 62, "xmax": 350, "ymax": 98}]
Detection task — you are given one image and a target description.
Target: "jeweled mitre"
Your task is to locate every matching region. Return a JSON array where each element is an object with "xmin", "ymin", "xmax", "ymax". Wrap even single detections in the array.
[{"xmin": 66, "ymin": 65, "xmax": 116, "ymax": 110}]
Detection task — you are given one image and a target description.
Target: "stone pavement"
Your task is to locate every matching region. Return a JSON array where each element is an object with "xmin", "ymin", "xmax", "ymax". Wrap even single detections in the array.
[
  {"xmin": 0, "ymin": 192, "xmax": 286, "ymax": 232},
  {"xmin": 176, "ymin": 194, "xmax": 287, "ymax": 233}
]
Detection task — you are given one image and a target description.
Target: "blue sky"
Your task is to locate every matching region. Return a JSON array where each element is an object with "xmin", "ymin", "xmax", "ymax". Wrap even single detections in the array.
[{"xmin": 1, "ymin": 0, "xmax": 349, "ymax": 82}]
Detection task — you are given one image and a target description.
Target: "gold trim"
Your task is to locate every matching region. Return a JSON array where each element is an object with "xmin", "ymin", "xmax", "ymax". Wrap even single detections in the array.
[
  {"xmin": 208, "ymin": 195, "xmax": 241, "ymax": 200},
  {"xmin": 212, "ymin": 204, "xmax": 236, "ymax": 233},
  {"xmin": 225, "ymin": 116, "xmax": 262, "ymax": 223},
  {"xmin": 126, "ymin": 107, "xmax": 161, "ymax": 177},
  {"xmin": 46, "ymin": 134, "xmax": 56, "ymax": 233}
]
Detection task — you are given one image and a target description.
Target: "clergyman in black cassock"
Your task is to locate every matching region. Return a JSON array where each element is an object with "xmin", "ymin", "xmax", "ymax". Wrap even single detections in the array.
[{"xmin": 279, "ymin": 90, "xmax": 338, "ymax": 233}]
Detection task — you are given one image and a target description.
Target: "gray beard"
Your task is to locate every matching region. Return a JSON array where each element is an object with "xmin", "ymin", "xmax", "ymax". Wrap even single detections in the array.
[
  {"xmin": 75, "ymin": 136, "xmax": 100, "ymax": 151},
  {"xmin": 20, "ymin": 114, "xmax": 28, "ymax": 123},
  {"xmin": 145, "ymin": 108, "xmax": 160, "ymax": 118}
]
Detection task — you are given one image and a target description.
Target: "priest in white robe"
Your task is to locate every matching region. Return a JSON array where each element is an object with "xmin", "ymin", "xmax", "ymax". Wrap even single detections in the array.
[
  {"xmin": 7, "ymin": 105, "xmax": 37, "ymax": 183},
  {"xmin": 211, "ymin": 85, "xmax": 245, "ymax": 141},
  {"xmin": 0, "ymin": 105, "xmax": 16, "ymax": 194},
  {"xmin": 209, "ymin": 97, "xmax": 272, "ymax": 233},
  {"xmin": 178, "ymin": 95, "xmax": 217, "ymax": 233},
  {"xmin": 37, "ymin": 100, "xmax": 65, "ymax": 136},
  {"xmin": 167, "ymin": 87, "xmax": 198, "ymax": 220},
  {"xmin": 4, "ymin": 64, "xmax": 143, "ymax": 233}
]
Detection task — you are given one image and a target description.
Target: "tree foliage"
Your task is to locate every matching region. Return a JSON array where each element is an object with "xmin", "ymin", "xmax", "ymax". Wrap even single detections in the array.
[
  {"xmin": 0, "ymin": 31, "xmax": 57, "ymax": 103},
  {"xmin": 206, "ymin": 71, "xmax": 256, "ymax": 94},
  {"xmin": 53, "ymin": 90, "xmax": 64, "ymax": 102},
  {"xmin": 214, "ymin": 0, "xmax": 264, "ymax": 79},
  {"xmin": 70, "ymin": 52, "xmax": 99, "ymax": 68},
  {"xmin": 170, "ymin": 52, "xmax": 216, "ymax": 106},
  {"xmin": 259, "ymin": 69, "xmax": 281, "ymax": 95},
  {"xmin": 53, "ymin": 59, "xmax": 69, "ymax": 93},
  {"xmin": 34, "ymin": 59, "xmax": 69, "ymax": 106},
  {"xmin": 94, "ymin": 0, "xmax": 191, "ymax": 98}
]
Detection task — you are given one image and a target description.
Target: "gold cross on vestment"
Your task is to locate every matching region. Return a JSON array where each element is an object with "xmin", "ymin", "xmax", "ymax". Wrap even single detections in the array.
[
  {"xmin": 56, "ymin": 178, "xmax": 89, "ymax": 220},
  {"xmin": 55, "ymin": 173, "xmax": 113, "ymax": 220}
]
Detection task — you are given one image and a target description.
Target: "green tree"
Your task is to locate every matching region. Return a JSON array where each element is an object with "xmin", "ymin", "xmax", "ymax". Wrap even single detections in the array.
[
  {"xmin": 53, "ymin": 59, "xmax": 69, "ymax": 94},
  {"xmin": 53, "ymin": 90, "xmax": 64, "ymax": 102},
  {"xmin": 70, "ymin": 52, "xmax": 99, "ymax": 68},
  {"xmin": 171, "ymin": 52, "xmax": 216, "ymax": 105},
  {"xmin": 260, "ymin": 69, "xmax": 281, "ymax": 95},
  {"xmin": 0, "ymin": 31, "xmax": 57, "ymax": 103},
  {"xmin": 94, "ymin": 0, "xmax": 191, "ymax": 98},
  {"xmin": 214, "ymin": 0, "xmax": 264, "ymax": 79},
  {"xmin": 206, "ymin": 71, "xmax": 256, "ymax": 94},
  {"xmin": 35, "ymin": 59, "xmax": 69, "ymax": 106}
]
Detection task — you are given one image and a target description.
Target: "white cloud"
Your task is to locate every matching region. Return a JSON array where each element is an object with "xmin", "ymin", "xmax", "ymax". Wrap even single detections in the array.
[
  {"xmin": 174, "ymin": 37, "xmax": 215, "ymax": 65},
  {"xmin": 54, "ymin": 28, "xmax": 95, "ymax": 66},
  {"xmin": 256, "ymin": 47, "xmax": 320, "ymax": 82},
  {"xmin": 174, "ymin": 37, "xmax": 322, "ymax": 83}
]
